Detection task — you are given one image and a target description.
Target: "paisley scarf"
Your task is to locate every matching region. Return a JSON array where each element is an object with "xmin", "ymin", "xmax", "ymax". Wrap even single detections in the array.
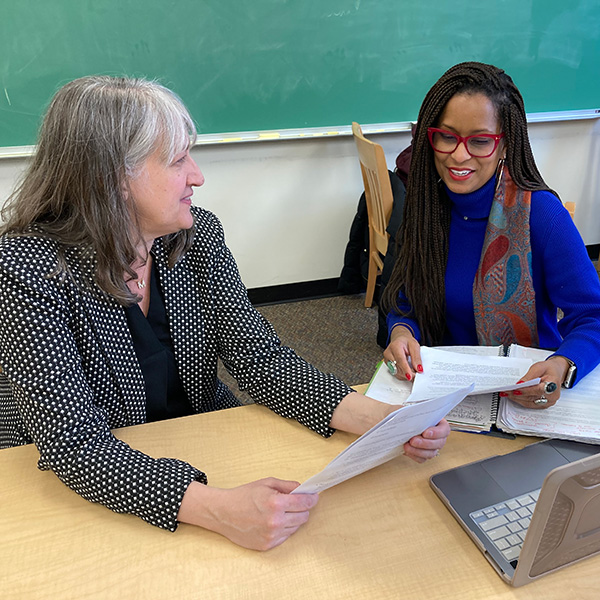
[{"xmin": 472, "ymin": 165, "xmax": 539, "ymax": 346}]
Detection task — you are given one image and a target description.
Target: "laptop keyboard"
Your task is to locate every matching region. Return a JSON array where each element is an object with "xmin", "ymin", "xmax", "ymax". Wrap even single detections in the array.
[{"xmin": 469, "ymin": 489, "xmax": 541, "ymax": 563}]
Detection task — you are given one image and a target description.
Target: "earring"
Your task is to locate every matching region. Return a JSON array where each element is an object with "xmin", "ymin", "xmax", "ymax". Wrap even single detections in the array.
[{"xmin": 494, "ymin": 157, "xmax": 506, "ymax": 193}]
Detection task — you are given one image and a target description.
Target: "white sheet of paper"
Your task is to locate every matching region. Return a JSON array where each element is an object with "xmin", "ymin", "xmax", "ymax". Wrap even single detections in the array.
[
  {"xmin": 365, "ymin": 361, "xmax": 413, "ymax": 405},
  {"xmin": 408, "ymin": 346, "xmax": 540, "ymax": 402},
  {"xmin": 292, "ymin": 384, "xmax": 474, "ymax": 495},
  {"xmin": 437, "ymin": 345, "xmax": 503, "ymax": 356},
  {"xmin": 499, "ymin": 345, "xmax": 600, "ymax": 443}
]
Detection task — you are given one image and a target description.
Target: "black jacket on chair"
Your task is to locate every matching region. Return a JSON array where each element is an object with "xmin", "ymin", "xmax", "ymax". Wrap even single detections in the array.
[{"xmin": 338, "ymin": 171, "xmax": 406, "ymax": 347}]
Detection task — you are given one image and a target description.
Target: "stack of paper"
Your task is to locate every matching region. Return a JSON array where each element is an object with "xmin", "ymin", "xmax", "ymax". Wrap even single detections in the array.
[
  {"xmin": 367, "ymin": 345, "xmax": 600, "ymax": 444},
  {"xmin": 497, "ymin": 346, "xmax": 600, "ymax": 443},
  {"xmin": 367, "ymin": 346, "xmax": 539, "ymax": 433}
]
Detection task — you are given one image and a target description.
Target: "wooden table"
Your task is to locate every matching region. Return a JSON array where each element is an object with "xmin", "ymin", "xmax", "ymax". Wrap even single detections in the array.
[{"xmin": 1, "ymin": 402, "xmax": 598, "ymax": 599}]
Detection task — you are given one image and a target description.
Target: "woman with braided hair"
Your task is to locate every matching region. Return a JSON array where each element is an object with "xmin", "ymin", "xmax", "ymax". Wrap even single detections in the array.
[{"xmin": 382, "ymin": 62, "xmax": 600, "ymax": 410}]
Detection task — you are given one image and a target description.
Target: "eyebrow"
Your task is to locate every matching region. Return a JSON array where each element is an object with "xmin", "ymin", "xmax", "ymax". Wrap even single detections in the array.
[
  {"xmin": 437, "ymin": 124, "xmax": 499, "ymax": 135},
  {"xmin": 170, "ymin": 148, "xmax": 188, "ymax": 161}
]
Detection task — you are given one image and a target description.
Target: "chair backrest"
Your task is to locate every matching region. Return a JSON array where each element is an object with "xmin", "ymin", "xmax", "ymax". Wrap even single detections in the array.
[
  {"xmin": 352, "ymin": 122, "xmax": 394, "ymax": 257},
  {"xmin": 564, "ymin": 201, "xmax": 576, "ymax": 220}
]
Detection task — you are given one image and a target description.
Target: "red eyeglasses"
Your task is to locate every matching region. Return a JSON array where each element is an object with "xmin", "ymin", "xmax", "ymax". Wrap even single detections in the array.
[{"xmin": 427, "ymin": 128, "xmax": 505, "ymax": 158}]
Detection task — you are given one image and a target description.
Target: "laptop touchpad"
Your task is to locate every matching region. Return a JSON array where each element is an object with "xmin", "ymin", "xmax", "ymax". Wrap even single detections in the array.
[{"xmin": 480, "ymin": 442, "xmax": 570, "ymax": 497}]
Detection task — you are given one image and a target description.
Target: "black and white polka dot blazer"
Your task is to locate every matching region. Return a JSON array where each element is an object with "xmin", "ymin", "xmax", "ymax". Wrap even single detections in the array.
[{"xmin": 0, "ymin": 207, "xmax": 351, "ymax": 530}]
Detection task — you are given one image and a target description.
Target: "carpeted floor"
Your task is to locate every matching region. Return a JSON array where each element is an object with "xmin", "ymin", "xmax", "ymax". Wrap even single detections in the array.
[{"xmin": 218, "ymin": 294, "xmax": 384, "ymax": 403}]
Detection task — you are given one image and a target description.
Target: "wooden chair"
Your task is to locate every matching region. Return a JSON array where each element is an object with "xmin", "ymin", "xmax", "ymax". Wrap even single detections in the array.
[
  {"xmin": 351, "ymin": 122, "xmax": 394, "ymax": 308},
  {"xmin": 564, "ymin": 201, "xmax": 576, "ymax": 220}
]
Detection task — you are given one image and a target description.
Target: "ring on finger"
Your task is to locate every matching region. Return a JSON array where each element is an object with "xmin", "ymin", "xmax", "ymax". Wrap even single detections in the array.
[
  {"xmin": 543, "ymin": 381, "xmax": 557, "ymax": 394},
  {"xmin": 534, "ymin": 396, "xmax": 548, "ymax": 405},
  {"xmin": 386, "ymin": 360, "xmax": 398, "ymax": 376}
]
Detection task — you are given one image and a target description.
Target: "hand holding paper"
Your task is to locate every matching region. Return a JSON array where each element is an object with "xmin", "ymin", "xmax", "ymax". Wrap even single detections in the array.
[
  {"xmin": 292, "ymin": 384, "xmax": 473, "ymax": 495},
  {"xmin": 408, "ymin": 346, "xmax": 539, "ymax": 402}
]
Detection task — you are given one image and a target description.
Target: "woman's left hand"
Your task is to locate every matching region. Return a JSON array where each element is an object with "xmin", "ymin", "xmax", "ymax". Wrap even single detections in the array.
[
  {"xmin": 404, "ymin": 418, "xmax": 451, "ymax": 464},
  {"xmin": 331, "ymin": 393, "xmax": 451, "ymax": 463},
  {"xmin": 502, "ymin": 356, "xmax": 569, "ymax": 409}
]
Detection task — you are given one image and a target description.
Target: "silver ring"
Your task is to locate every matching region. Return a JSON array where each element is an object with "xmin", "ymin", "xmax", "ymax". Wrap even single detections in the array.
[
  {"xmin": 543, "ymin": 381, "xmax": 557, "ymax": 394},
  {"xmin": 534, "ymin": 396, "xmax": 548, "ymax": 405},
  {"xmin": 386, "ymin": 360, "xmax": 397, "ymax": 376}
]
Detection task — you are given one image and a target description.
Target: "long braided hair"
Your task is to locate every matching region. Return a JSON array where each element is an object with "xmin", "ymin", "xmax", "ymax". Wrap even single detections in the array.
[{"xmin": 382, "ymin": 62, "xmax": 556, "ymax": 345}]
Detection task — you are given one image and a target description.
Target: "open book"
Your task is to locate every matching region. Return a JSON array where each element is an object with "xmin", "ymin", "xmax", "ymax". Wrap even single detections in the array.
[{"xmin": 366, "ymin": 345, "xmax": 600, "ymax": 444}]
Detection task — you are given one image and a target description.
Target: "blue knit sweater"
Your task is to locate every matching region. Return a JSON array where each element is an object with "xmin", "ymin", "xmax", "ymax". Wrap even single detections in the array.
[{"xmin": 387, "ymin": 175, "xmax": 600, "ymax": 385}]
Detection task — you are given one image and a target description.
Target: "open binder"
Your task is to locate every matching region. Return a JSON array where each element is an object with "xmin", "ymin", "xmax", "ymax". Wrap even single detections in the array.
[{"xmin": 367, "ymin": 345, "xmax": 600, "ymax": 444}]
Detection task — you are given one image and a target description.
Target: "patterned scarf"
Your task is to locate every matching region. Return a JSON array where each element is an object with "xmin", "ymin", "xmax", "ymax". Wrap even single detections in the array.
[{"xmin": 472, "ymin": 165, "xmax": 539, "ymax": 347}]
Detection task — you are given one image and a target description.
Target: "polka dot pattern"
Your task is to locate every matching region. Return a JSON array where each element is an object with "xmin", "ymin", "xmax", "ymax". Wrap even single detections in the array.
[{"xmin": 0, "ymin": 208, "xmax": 351, "ymax": 530}]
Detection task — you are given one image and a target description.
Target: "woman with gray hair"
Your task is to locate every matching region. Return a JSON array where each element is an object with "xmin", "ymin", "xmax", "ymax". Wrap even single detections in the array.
[{"xmin": 0, "ymin": 76, "xmax": 450, "ymax": 550}]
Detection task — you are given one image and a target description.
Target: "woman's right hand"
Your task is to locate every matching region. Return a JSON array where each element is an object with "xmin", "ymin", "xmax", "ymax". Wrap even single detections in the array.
[
  {"xmin": 383, "ymin": 325, "xmax": 423, "ymax": 382},
  {"xmin": 177, "ymin": 478, "xmax": 318, "ymax": 551}
]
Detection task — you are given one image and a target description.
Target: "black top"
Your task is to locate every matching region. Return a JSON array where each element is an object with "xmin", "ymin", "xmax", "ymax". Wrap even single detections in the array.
[{"xmin": 124, "ymin": 262, "xmax": 193, "ymax": 422}]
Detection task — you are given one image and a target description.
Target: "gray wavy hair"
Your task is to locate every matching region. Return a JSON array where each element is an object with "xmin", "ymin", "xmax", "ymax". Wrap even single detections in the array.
[{"xmin": 1, "ymin": 76, "xmax": 198, "ymax": 304}]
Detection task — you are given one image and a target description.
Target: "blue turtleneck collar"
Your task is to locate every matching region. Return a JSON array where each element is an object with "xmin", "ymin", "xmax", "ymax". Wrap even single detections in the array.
[{"xmin": 445, "ymin": 174, "xmax": 496, "ymax": 220}]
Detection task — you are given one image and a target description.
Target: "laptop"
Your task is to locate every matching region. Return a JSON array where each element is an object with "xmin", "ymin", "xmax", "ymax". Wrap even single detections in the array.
[{"xmin": 430, "ymin": 438, "xmax": 600, "ymax": 587}]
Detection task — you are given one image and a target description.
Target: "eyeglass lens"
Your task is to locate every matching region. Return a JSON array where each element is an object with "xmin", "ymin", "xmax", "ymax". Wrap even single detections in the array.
[{"xmin": 430, "ymin": 130, "xmax": 498, "ymax": 158}]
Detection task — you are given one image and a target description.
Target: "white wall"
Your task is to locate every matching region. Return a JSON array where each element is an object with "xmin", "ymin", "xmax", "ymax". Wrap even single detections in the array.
[{"xmin": 1, "ymin": 119, "xmax": 598, "ymax": 290}]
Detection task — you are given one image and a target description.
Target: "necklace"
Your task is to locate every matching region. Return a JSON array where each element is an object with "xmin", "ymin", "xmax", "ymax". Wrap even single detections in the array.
[{"xmin": 133, "ymin": 252, "xmax": 151, "ymax": 290}]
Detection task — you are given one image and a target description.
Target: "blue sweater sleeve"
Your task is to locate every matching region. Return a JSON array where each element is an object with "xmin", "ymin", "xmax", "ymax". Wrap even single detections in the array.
[
  {"xmin": 386, "ymin": 290, "xmax": 422, "ymax": 343},
  {"xmin": 532, "ymin": 194, "xmax": 600, "ymax": 385}
]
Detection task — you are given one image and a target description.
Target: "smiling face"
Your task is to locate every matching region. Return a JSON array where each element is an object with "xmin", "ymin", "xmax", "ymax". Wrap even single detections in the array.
[
  {"xmin": 128, "ymin": 146, "xmax": 204, "ymax": 247},
  {"xmin": 432, "ymin": 92, "xmax": 505, "ymax": 194}
]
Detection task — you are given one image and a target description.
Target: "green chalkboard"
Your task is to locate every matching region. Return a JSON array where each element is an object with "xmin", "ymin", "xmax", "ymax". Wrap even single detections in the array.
[{"xmin": 2, "ymin": 0, "xmax": 600, "ymax": 148}]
